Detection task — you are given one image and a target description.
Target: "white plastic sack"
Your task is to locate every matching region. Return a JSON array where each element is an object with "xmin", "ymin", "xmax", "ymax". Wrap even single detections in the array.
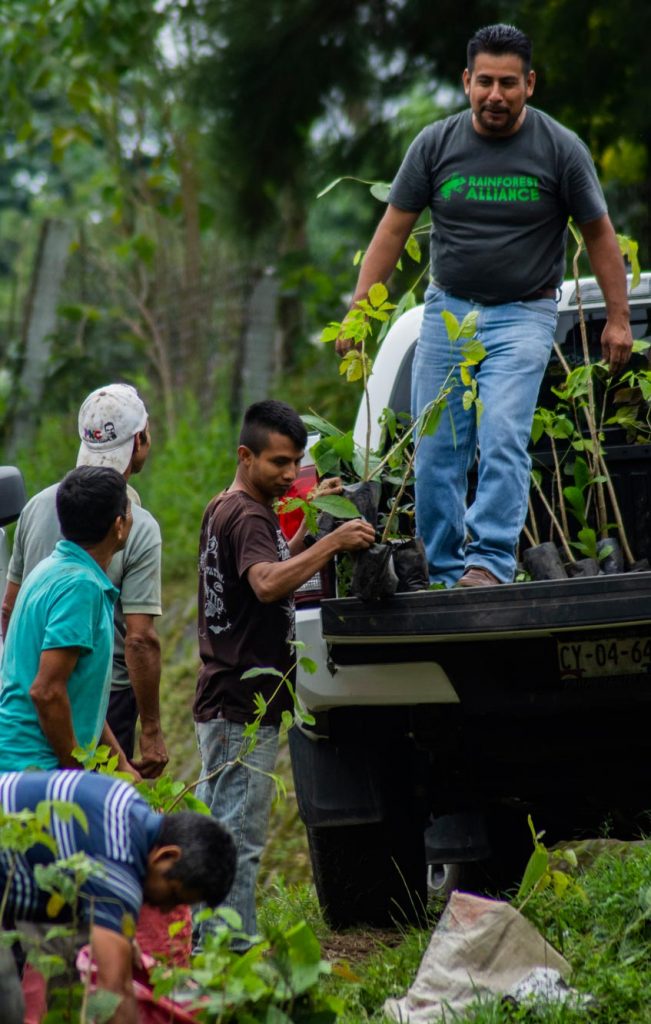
[{"xmin": 384, "ymin": 891, "xmax": 570, "ymax": 1023}]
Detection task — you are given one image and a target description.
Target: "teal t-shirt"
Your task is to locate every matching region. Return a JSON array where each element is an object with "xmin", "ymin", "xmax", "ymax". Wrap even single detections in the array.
[
  {"xmin": 0, "ymin": 540, "xmax": 119, "ymax": 770},
  {"xmin": 7, "ymin": 482, "xmax": 162, "ymax": 690}
]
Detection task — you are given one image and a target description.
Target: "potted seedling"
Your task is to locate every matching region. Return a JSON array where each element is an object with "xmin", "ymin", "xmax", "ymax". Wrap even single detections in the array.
[{"xmin": 524, "ymin": 227, "xmax": 645, "ymax": 579}]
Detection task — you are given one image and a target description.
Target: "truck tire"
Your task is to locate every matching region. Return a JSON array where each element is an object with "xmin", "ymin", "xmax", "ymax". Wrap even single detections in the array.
[{"xmin": 306, "ymin": 818, "xmax": 427, "ymax": 930}]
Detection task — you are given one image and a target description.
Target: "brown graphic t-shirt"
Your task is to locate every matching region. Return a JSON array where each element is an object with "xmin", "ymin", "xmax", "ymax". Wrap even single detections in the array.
[{"xmin": 193, "ymin": 490, "xmax": 295, "ymax": 726}]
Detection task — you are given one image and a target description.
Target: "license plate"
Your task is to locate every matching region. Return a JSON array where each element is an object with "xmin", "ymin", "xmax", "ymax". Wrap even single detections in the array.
[{"xmin": 558, "ymin": 637, "xmax": 651, "ymax": 680}]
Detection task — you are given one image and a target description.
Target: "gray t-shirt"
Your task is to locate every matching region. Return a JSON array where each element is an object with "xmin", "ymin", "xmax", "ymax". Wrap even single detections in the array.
[
  {"xmin": 7, "ymin": 482, "xmax": 162, "ymax": 689},
  {"xmin": 388, "ymin": 107, "xmax": 607, "ymax": 304}
]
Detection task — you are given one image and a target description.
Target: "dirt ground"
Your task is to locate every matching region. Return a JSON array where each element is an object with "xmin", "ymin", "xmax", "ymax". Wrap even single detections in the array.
[{"xmin": 320, "ymin": 927, "xmax": 406, "ymax": 963}]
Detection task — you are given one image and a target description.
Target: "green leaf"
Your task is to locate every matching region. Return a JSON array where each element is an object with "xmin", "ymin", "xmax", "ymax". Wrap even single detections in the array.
[
  {"xmin": 573, "ymin": 456, "xmax": 591, "ymax": 491},
  {"xmin": 577, "ymin": 527, "xmax": 598, "ymax": 558},
  {"xmin": 311, "ymin": 494, "xmax": 359, "ymax": 519},
  {"xmin": 342, "ymin": 352, "xmax": 364, "ymax": 383},
  {"xmin": 168, "ymin": 919, "xmax": 188, "ymax": 938},
  {"xmin": 278, "ymin": 496, "xmax": 306, "ymax": 515},
  {"xmin": 460, "ymin": 337, "xmax": 486, "ymax": 364},
  {"xmin": 297, "ymin": 708, "xmax": 316, "ymax": 726},
  {"xmin": 563, "ymin": 485, "xmax": 586, "ymax": 517},
  {"xmin": 419, "ymin": 401, "xmax": 445, "ymax": 437},
  {"xmin": 253, "ymin": 693, "xmax": 268, "ymax": 717},
  {"xmin": 240, "ymin": 667, "xmax": 283, "ymax": 680},
  {"xmin": 369, "ymin": 182, "xmax": 391, "ymax": 202},
  {"xmin": 597, "ymin": 542, "xmax": 614, "ymax": 562},
  {"xmin": 531, "ymin": 416, "xmax": 544, "ymax": 444},
  {"xmin": 310, "ymin": 437, "xmax": 344, "ymax": 475},
  {"xmin": 330, "ymin": 431, "xmax": 355, "ymax": 462},
  {"xmin": 85, "ymin": 991, "xmax": 122, "ymax": 1024},
  {"xmin": 457, "ymin": 311, "xmax": 480, "ymax": 339},
  {"xmin": 216, "ymin": 905, "xmax": 243, "ymax": 928},
  {"xmin": 50, "ymin": 801, "xmax": 88, "ymax": 833},
  {"xmin": 517, "ymin": 847, "xmax": 549, "ymax": 900},
  {"xmin": 551, "ymin": 869, "xmax": 572, "ymax": 897},
  {"xmin": 368, "ymin": 282, "xmax": 389, "ymax": 308},
  {"xmin": 281, "ymin": 710, "xmax": 294, "ymax": 730},
  {"xmin": 380, "ymin": 406, "xmax": 397, "ymax": 440},
  {"xmin": 440, "ymin": 309, "xmax": 460, "ymax": 341},
  {"xmin": 316, "ymin": 175, "xmax": 390, "ymax": 200},
  {"xmin": 617, "ymin": 233, "xmax": 641, "ymax": 290},
  {"xmin": 394, "ymin": 289, "xmax": 417, "ymax": 320},
  {"xmin": 298, "ymin": 656, "xmax": 318, "ymax": 674},
  {"xmin": 405, "ymin": 234, "xmax": 421, "ymax": 263},
  {"xmin": 303, "ymin": 413, "xmax": 343, "ymax": 438}
]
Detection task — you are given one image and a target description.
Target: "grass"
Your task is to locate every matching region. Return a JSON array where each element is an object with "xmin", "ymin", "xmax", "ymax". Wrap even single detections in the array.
[
  {"xmin": 252, "ymin": 842, "xmax": 651, "ymax": 1024},
  {"xmin": 15, "ymin": 406, "xmax": 651, "ymax": 1020},
  {"xmin": 155, "ymin": 575, "xmax": 651, "ymax": 1021}
]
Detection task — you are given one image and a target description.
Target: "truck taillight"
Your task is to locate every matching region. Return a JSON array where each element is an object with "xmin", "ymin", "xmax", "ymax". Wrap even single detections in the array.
[
  {"xmin": 278, "ymin": 466, "xmax": 317, "ymax": 540},
  {"xmin": 278, "ymin": 466, "xmax": 335, "ymax": 606}
]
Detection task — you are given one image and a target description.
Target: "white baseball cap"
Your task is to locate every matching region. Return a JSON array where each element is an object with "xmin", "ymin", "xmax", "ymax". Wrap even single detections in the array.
[{"xmin": 77, "ymin": 384, "xmax": 148, "ymax": 475}]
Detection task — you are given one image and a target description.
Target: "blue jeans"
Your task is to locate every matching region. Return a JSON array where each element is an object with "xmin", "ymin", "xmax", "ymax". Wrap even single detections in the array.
[
  {"xmin": 0, "ymin": 945, "xmax": 22, "ymax": 1024},
  {"xmin": 412, "ymin": 285, "xmax": 557, "ymax": 585},
  {"xmin": 195, "ymin": 715, "xmax": 279, "ymax": 947}
]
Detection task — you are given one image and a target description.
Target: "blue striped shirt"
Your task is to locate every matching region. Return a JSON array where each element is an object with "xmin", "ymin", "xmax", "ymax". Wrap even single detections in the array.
[{"xmin": 0, "ymin": 771, "xmax": 162, "ymax": 935}]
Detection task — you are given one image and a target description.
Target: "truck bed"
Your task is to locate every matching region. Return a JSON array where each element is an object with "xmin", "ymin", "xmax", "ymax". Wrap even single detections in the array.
[
  {"xmin": 321, "ymin": 572, "xmax": 651, "ymax": 642},
  {"xmin": 320, "ymin": 574, "xmax": 651, "ymax": 719}
]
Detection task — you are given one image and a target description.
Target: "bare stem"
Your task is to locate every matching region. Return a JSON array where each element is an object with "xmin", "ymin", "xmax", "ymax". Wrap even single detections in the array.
[
  {"xmin": 380, "ymin": 442, "xmax": 417, "ymax": 542},
  {"xmin": 526, "ymin": 495, "xmax": 540, "ymax": 546},
  {"xmin": 530, "ymin": 473, "xmax": 575, "ymax": 562},
  {"xmin": 522, "ymin": 522, "xmax": 537, "ymax": 548},
  {"xmin": 549, "ymin": 436, "xmax": 570, "ymax": 539},
  {"xmin": 596, "ymin": 449, "xmax": 636, "ymax": 565},
  {"xmin": 572, "ymin": 238, "xmax": 608, "ymax": 535},
  {"xmin": 362, "ymin": 336, "xmax": 371, "ymax": 481}
]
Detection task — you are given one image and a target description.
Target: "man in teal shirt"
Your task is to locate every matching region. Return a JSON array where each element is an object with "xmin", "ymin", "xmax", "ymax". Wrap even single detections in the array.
[{"xmin": 0, "ymin": 467, "xmax": 133, "ymax": 771}]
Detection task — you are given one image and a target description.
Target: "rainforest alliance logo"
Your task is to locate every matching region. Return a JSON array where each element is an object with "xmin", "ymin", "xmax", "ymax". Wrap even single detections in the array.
[
  {"xmin": 440, "ymin": 174, "xmax": 467, "ymax": 199},
  {"xmin": 440, "ymin": 173, "xmax": 540, "ymax": 202}
]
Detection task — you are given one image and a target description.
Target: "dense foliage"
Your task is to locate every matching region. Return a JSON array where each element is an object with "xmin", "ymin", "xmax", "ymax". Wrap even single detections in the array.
[{"xmin": 0, "ymin": 0, "xmax": 648, "ymax": 452}]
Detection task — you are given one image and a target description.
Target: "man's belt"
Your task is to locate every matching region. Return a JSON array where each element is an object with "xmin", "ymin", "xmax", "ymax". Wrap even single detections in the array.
[
  {"xmin": 517, "ymin": 286, "xmax": 558, "ymax": 302},
  {"xmin": 433, "ymin": 282, "xmax": 558, "ymax": 305}
]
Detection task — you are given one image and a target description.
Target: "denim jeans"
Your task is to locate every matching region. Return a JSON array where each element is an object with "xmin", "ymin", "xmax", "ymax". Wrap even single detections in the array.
[
  {"xmin": 195, "ymin": 715, "xmax": 279, "ymax": 947},
  {"xmin": 412, "ymin": 285, "xmax": 557, "ymax": 585},
  {"xmin": 0, "ymin": 945, "xmax": 23, "ymax": 1024}
]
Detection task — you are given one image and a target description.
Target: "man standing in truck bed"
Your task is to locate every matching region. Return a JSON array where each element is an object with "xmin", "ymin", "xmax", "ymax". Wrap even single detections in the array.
[
  {"xmin": 338, "ymin": 23, "xmax": 632, "ymax": 588},
  {"xmin": 194, "ymin": 399, "xmax": 375, "ymax": 946}
]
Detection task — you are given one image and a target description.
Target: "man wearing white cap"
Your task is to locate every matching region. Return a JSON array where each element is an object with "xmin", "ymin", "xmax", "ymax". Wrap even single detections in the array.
[{"xmin": 1, "ymin": 383, "xmax": 168, "ymax": 778}]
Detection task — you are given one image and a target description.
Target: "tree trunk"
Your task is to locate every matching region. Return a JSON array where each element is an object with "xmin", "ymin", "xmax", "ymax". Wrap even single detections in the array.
[
  {"xmin": 275, "ymin": 186, "xmax": 307, "ymax": 371},
  {"xmin": 174, "ymin": 130, "xmax": 206, "ymax": 393},
  {"xmin": 230, "ymin": 266, "xmax": 278, "ymax": 419},
  {"xmin": 8, "ymin": 219, "xmax": 74, "ymax": 456}
]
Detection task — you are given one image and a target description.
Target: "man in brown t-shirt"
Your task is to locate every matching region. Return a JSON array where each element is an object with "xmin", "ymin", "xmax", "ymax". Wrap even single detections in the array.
[{"xmin": 194, "ymin": 399, "xmax": 374, "ymax": 946}]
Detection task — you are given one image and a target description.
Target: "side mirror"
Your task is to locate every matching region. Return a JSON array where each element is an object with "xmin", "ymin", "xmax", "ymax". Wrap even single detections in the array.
[{"xmin": 0, "ymin": 467, "xmax": 26, "ymax": 527}]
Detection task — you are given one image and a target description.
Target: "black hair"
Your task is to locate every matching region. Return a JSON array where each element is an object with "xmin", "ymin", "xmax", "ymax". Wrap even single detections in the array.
[
  {"xmin": 239, "ymin": 399, "xmax": 307, "ymax": 455},
  {"xmin": 56, "ymin": 466, "xmax": 128, "ymax": 545},
  {"xmin": 467, "ymin": 24, "xmax": 532, "ymax": 74},
  {"xmin": 158, "ymin": 812, "xmax": 236, "ymax": 907}
]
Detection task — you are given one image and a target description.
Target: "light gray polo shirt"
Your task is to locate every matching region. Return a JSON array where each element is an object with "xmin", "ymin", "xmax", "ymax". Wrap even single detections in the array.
[{"xmin": 7, "ymin": 482, "xmax": 162, "ymax": 690}]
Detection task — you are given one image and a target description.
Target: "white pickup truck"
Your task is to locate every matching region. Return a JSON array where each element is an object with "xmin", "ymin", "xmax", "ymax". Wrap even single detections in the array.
[{"xmin": 288, "ymin": 275, "xmax": 651, "ymax": 929}]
